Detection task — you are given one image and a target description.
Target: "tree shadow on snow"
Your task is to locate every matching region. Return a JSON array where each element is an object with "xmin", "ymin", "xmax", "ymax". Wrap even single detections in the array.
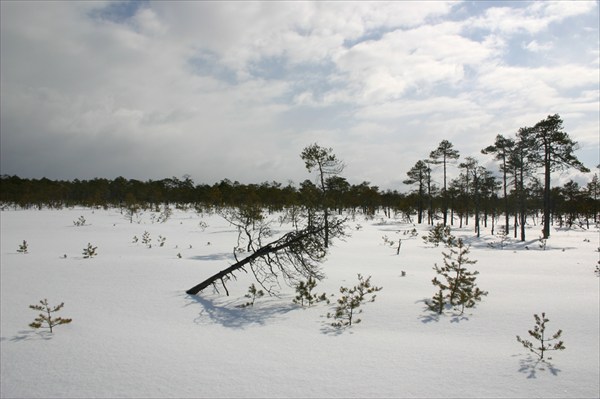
[
  {"xmin": 416, "ymin": 300, "xmax": 470, "ymax": 323},
  {"xmin": 3, "ymin": 330, "xmax": 53, "ymax": 342},
  {"xmin": 186, "ymin": 294, "xmax": 297, "ymax": 329},
  {"xmin": 189, "ymin": 253, "xmax": 234, "ymax": 261},
  {"xmin": 516, "ymin": 354, "xmax": 561, "ymax": 378},
  {"xmin": 319, "ymin": 317, "xmax": 353, "ymax": 336}
]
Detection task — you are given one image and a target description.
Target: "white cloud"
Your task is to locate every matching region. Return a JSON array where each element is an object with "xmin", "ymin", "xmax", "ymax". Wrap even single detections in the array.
[
  {"xmin": 0, "ymin": 1, "xmax": 597, "ymax": 189},
  {"xmin": 523, "ymin": 40, "xmax": 553, "ymax": 52}
]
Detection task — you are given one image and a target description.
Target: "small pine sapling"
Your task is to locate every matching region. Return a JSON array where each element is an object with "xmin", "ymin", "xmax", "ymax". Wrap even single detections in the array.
[
  {"xmin": 517, "ymin": 313, "xmax": 565, "ymax": 360},
  {"xmin": 327, "ymin": 274, "xmax": 382, "ymax": 328},
  {"xmin": 29, "ymin": 299, "xmax": 72, "ymax": 333},
  {"xmin": 73, "ymin": 216, "xmax": 86, "ymax": 226},
  {"xmin": 293, "ymin": 277, "xmax": 329, "ymax": 307},
  {"xmin": 142, "ymin": 231, "xmax": 151, "ymax": 248},
  {"xmin": 496, "ymin": 227, "xmax": 509, "ymax": 249},
  {"xmin": 82, "ymin": 243, "xmax": 98, "ymax": 258},
  {"xmin": 428, "ymin": 238, "xmax": 487, "ymax": 315},
  {"xmin": 177, "ymin": 252, "xmax": 182, "ymax": 259},
  {"xmin": 422, "ymin": 223, "xmax": 455, "ymax": 247},
  {"xmin": 132, "ymin": 235, "xmax": 139, "ymax": 244},
  {"xmin": 238, "ymin": 284, "xmax": 265, "ymax": 308},
  {"xmin": 17, "ymin": 240, "xmax": 28, "ymax": 254},
  {"xmin": 158, "ymin": 235, "xmax": 166, "ymax": 247}
]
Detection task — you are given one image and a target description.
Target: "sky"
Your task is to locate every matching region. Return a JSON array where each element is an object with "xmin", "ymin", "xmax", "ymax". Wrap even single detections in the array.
[{"xmin": 1, "ymin": 1, "xmax": 598, "ymax": 191}]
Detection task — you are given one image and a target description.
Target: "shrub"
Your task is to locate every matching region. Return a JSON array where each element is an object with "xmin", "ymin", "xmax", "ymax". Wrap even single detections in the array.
[{"xmin": 29, "ymin": 299, "xmax": 72, "ymax": 333}]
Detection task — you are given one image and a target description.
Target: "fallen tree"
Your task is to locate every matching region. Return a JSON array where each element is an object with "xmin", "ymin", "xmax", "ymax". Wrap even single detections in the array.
[{"xmin": 186, "ymin": 217, "xmax": 347, "ymax": 296}]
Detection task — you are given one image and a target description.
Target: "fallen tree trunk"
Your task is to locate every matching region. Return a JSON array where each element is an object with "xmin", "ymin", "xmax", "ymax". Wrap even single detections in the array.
[
  {"xmin": 186, "ymin": 219, "xmax": 345, "ymax": 296},
  {"xmin": 186, "ymin": 244, "xmax": 274, "ymax": 295}
]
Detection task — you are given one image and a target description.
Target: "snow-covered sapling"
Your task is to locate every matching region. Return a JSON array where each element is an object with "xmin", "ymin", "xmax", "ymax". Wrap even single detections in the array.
[
  {"xmin": 293, "ymin": 277, "xmax": 329, "ymax": 307},
  {"xmin": 17, "ymin": 240, "xmax": 28, "ymax": 254},
  {"xmin": 327, "ymin": 274, "xmax": 382, "ymax": 328},
  {"xmin": 427, "ymin": 238, "xmax": 487, "ymax": 315},
  {"xmin": 238, "ymin": 284, "xmax": 265, "ymax": 308},
  {"xmin": 82, "ymin": 243, "xmax": 98, "ymax": 258},
  {"xmin": 132, "ymin": 235, "xmax": 139, "ymax": 243},
  {"xmin": 538, "ymin": 236, "xmax": 547, "ymax": 251},
  {"xmin": 158, "ymin": 235, "xmax": 166, "ymax": 247},
  {"xmin": 29, "ymin": 299, "xmax": 72, "ymax": 333},
  {"xmin": 517, "ymin": 312, "xmax": 565, "ymax": 360}
]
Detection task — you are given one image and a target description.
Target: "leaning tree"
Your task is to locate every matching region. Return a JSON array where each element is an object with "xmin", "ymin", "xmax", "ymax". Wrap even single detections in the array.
[
  {"xmin": 185, "ymin": 216, "xmax": 347, "ymax": 295},
  {"xmin": 186, "ymin": 145, "xmax": 347, "ymax": 296}
]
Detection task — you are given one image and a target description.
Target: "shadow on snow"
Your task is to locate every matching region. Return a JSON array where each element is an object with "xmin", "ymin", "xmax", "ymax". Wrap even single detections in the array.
[
  {"xmin": 185, "ymin": 294, "xmax": 297, "ymax": 329},
  {"xmin": 189, "ymin": 253, "xmax": 234, "ymax": 261},
  {"xmin": 416, "ymin": 299, "xmax": 470, "ymax": 323},
  {"xmin": 2, "ymin": 330, "xmax": 53, "ymax": 342},
  {"xmin": 515, "ymin": 354, "xmax": 562, "ymax": 378}
]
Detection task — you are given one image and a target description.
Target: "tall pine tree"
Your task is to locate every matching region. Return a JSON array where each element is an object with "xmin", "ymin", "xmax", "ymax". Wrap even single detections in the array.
[
  {"xmin": 430, "ymin": 140, "xmax": 460, "ymax": 226},
  {"xmin": 531, "ymin": 115, "xmax": 589, "ymax": 239}
]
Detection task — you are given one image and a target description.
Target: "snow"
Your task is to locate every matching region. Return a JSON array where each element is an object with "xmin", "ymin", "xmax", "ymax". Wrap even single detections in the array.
[{"xmin": 1, "ymin": 207, "xmax": 599, "ymax": 398}]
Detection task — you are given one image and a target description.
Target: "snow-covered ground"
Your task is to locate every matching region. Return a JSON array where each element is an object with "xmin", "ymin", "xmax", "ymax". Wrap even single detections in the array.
[{"xmin": 1, "ymin": 207, "xmax": 599, "ymax": 398}]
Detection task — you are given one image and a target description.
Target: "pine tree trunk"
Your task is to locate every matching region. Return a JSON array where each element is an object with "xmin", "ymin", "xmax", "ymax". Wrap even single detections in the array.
[{"xmin": 543, "ymin": 158, "xmax": 551, "ymax": 239}]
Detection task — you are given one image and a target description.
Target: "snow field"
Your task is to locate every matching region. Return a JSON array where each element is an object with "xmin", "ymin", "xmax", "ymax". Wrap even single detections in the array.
[{"xmin": 1, "ymin": 208, "xmax": 599, "ymax": 398}]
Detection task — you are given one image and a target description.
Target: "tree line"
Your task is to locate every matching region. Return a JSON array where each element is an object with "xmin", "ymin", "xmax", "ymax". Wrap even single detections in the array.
[
  {"xmin": 1, "ymin": 114, "xmax": 598, "ymax": 239},
  {"xmin": 404, "ymin": 114, "xmax": 597, "ymax": 240}
]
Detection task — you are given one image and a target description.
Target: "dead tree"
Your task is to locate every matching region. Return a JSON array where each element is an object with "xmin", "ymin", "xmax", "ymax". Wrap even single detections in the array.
[{"xmin": 186, "ymin": 217, "xmax": 346, "ymax": 296}]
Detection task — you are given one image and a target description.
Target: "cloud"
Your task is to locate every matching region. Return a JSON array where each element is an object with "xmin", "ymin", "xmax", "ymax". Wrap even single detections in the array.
[
  {"xmin": 1, "ymin": 1, "xmax": 597, "ymax": 190},
  {"xmin": 523, "ymin": 40, "xmax": 553, "ymax": 52}
]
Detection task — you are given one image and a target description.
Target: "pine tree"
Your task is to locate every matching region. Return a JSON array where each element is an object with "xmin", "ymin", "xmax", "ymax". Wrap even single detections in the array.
[
  {"xmin": 327, "ymin": 274, "xmax": 382, "ymax": 328},
  {"xmin": 422, "ymin": 223, "xmax": 455, "ymax": 247},
  {"xmin": 17, "ymin": 240, "xmax": 28, "ymax": 254},
  {"xmin": 238, "ymin": 284, "xmax": 264, "ymax": 308},
  {"xmin": 482, "ymin": 135, "xmax": 515, "ymax": 238},
  {"xmin": 404, "ymin": 160, "xmax": 431, "ymax": 224},
  {"xmin": 531, "ymin": 114, "xmax": 590, "ymax": 239},
  {"xmin": 517, "ymin": 312, "xmax": 565, "ymax": 360},
  {"xmin": 29, "ymin": 299, "xmax": 72, "ymax": 333},
  {"xmin": 428, "ymin": 238, "xmax": 487, "ymax": 315},
  {"xmin": 82, "ymin": 243, "xmax": 98, "ymax": 258},
  {"xmin": 301, "ymin": 143, "xmax": 345, "ymax": 247},
  {"xmin": 293, "ymin": 277, "xmax": 329, "ymax": 307},
  {"xmin": 430, "ymin": 140, "xmax": 460, "ymax": 226}
]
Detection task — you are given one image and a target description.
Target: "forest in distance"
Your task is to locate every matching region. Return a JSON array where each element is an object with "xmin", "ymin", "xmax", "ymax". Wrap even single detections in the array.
[{"xmin": 1, "ymin": 114, "xmax": 599, "ymax": 240}]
